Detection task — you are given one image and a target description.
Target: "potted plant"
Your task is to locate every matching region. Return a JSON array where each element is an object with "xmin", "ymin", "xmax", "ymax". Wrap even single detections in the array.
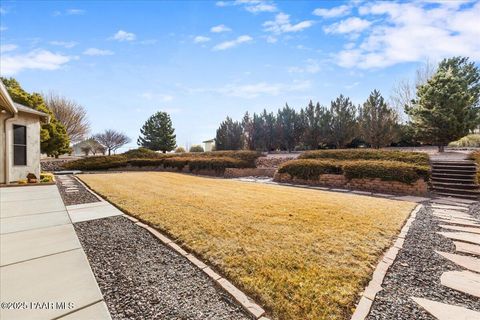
[{"xmin": 26, "ymin": 173, "xmax": 38, "ymax": 183}]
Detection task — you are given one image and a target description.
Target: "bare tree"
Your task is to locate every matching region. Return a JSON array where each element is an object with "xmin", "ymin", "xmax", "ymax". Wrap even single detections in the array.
[
  {"xmin": 43, "ymin": 92, "xmax": 90, "ymax": 143},
  {"xmin": 94, "ymin": 130, "xmax": 131, "ymax": 155},
  {"xmin": 390, "ymin": 60, "xmax": 436, "ymax": 122}
]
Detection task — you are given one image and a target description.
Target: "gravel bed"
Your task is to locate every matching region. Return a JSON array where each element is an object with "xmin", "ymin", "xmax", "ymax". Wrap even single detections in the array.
[
  {"xmin": 366, "ymin": 205, "xmax": 480, "ymax": 319},
  {"xmin": 56, "ymin": 174, "xmax": 100, "ymax": 206},
  {"xmin": 469, "ymin": 203, "xmax": 480, "ymax": 220},
  {"xmin": 74, "ymin": 216, "xmax": 253, "ymax": 320}
]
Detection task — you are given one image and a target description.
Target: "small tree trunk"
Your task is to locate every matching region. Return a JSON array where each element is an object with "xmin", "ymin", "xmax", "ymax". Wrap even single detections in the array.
[
  {"xmin": 108, "ymin": 149, "xmax": 111, "ymax": 156},
  {"xmin": 438, "ymin": 145, "xmax": 445, "ymax": 153}
]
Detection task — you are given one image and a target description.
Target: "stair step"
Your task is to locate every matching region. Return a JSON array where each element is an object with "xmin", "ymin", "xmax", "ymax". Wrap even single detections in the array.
[
  {"xmin": 432, "ymin": 165, "xmax": 476, "ymax": 170},
  {"xmin": 431, "ymin": 185, "xmax": 480, "ymax": 195},
  {"xmin": 431, "ymin": 161, "xmax": 475, "ymax": 166},
  {"xmin": 431, "ymin": 181, "xmax": 480, "ymax": 189},
  {"xmin": 433, "ymin": 191, "xmax": 479, "ymax": 200},
  {"xmin": 432, "ymin": 173, "xmax": 476, "ymax": 180},
  {"xmin": 431, "ymin": 177, "xmax": 476, "ymax": 184}
]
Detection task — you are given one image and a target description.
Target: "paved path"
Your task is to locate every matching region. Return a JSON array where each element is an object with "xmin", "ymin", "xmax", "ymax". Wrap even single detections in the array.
[{"xmin": 0, "ymin": 185, "xmax": 111, "ymax": 320}]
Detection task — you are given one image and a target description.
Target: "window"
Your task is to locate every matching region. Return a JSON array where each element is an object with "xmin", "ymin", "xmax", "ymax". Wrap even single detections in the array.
[{"xmin": 13, "ymin": 125, "xmax": 27, "ymax": 166}]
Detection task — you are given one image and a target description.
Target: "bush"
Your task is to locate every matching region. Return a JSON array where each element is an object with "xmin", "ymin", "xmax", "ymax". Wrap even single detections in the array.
[
  {"xmin": 278, "ymin": 159, "xmax": 429, "ymax": 184},
  {"xmin": 40, "ymin": 172, "xmax": 54, "ymax": 183},
  {"xmin": 299, "ymin": 149, "xmax": 429, "ymax": 165},
  {"xmin": 189, "ymin": 145, "xmax": 204, "ymax": 152},
  {"xmin": 449, "ymin": 134, "xmax": 480, "ymax": 147},
  {"xmin": 203, "ymin": 150, "xmax": 261, "ymax": 167},
  {"xmin": 342, "ymin": 160, "xmax": 430, "ymax": 184},
  {"xmin": 122, "ymin": 147, "xmax": 159, "ymax": 159},
  {"xmin": 64, "ymin": 155, "xmax": 128, "ymax": 170},
  {"xmin": 163, "ymin": 157, "xmax": 190, "ymax": 170},
  {"xmin": 278, "ymin": 160, "xmax": 342, "ymax": 180},
  {"xmin": 127, "ymin": 158, "xmax": 165, "ymax": 167},
  {"xmin": 188, "ymin": 157, "xmax": 248, "ymax": 172},
  {"xmin": 175, "ymin": 147, "xmax": 186, "ymax": 153}
]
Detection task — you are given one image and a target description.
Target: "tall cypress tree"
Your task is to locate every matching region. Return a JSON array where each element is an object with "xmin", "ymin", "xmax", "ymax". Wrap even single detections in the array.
[
  {"xmin": 329, "ymin": 95, "xmax": 357, "ymax": 148},
  {"xmin": 137, "ymin": 111, "xmax": 176, "ymax": 153},
  {"xmin": 215, "ymin": 117, "xmax": 243, "ymax": 150}
]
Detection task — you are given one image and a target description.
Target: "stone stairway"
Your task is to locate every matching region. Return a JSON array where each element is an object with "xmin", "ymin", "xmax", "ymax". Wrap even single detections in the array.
[{"xmin": 431, "ymin": 160, "xmax": 480, "ymax": 200}]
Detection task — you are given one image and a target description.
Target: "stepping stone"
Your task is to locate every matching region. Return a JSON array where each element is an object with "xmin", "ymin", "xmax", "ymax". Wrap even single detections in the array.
[
  {"xmin": 431, "ymin": 199, "xmax": 470, "ymax": 207},
  {"xmin": 438, "ymin": 232, "xmax": 480, "ymax": 245},
  {"xmin": 441, "ymin": 271, "xmax": 480, "ymax": 298},
  {"xmin": 439, "ymin": 224, "xmax": 480, "ymax": 235},
  {"xmin": 432, "ymin": 209, "xmax": 474, "ymax": 217},
  {"xmin": 431, "ymin": 204, "xmax": 468, "ymax": 212},
  {"xmin": 436, "ymin": 251, "xmax": 480, "ymax": 273},
  {"xmin": 433, "ymin": 213, "xmax": 478, "ymax": 222},
  {"xmin": 412, "ymin": 297, "xmax": 480, "ymax": 320},
  {"xmin": 454, "ymin": 242, "xmax": 480, "ymax": 256},
  {"xmin": 437, "ymin": 218, "xmax": 480, "ymax": 228}
]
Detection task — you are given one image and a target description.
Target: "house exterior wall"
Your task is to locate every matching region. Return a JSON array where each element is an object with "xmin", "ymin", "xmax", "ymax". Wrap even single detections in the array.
[
  {"xmin": 5, "ymin": 113, "xmax": 42, "ymax": 182},
  {"xmin": 204, "ymin": 141, "xmax": 214, "ymax": 152},
  {"xmin": 0, "ymin": 112, "xmax": 6, "ymax": 183}
]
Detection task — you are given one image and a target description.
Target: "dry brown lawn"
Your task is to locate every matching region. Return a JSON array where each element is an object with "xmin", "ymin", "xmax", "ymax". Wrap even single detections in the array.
[{"xmin": 79, "ymin": 172, "xmax": 415, "ymax": 320}]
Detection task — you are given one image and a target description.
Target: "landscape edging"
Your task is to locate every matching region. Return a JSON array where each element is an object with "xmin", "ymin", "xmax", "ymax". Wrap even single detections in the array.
[
  {"xmin": 350, "ymin": 203, "xmax": 423, "ymax": 320},
  {"xmin": 73, "ymin": 175, "xmax": 269, "ymax": 320}
]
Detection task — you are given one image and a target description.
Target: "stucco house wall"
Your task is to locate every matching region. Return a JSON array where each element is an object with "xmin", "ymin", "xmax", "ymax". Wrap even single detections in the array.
[{"xmin": 0, "ymin": 114, "xmax": 5, "ymax": 183}]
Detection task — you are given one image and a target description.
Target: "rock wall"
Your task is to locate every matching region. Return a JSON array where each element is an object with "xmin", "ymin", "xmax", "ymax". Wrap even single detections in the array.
[{"xmin": 274, "ymin": 173, "xmax": 428, "ymax": 196}]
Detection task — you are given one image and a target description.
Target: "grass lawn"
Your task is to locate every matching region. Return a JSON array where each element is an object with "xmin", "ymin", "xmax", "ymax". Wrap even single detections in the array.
[{"xmin": 79, "ymin": 172, "xmax": 415, "ymax": 320}]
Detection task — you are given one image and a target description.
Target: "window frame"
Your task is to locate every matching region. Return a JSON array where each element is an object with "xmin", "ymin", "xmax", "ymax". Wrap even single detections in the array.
[{"xmin": 13, "ymin": 124, "xmax": 27, "ymax": 166}]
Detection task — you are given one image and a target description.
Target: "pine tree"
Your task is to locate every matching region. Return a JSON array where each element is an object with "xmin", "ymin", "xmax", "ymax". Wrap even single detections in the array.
[
  {"xmin": 215, "ymin": 117, "xmax": 244, "ymax": 150},
  {"xmin": 406, "ymin": 56, "xmax": 480, "ymax": 152},
  {"xmin": 1, "ymin": 77, "xmax": 70, "ymax": 157},
  {"xmin": 276, "ymin": 104, "xmax": 297, "ymax": 151},
  {"xmin": 242, "ymin": 111, "xmax": 255, "ymax": 150},
  {"xmin": 358, "ymin": 90, "xmax": 399, "ymax": 148},
  {"xmin": 329, "ymin": 95, "xmax": 357, "ymax": 148},
  {"xmin": 137, "ymin": 111, "xmax": 176, "ymax": 153}
]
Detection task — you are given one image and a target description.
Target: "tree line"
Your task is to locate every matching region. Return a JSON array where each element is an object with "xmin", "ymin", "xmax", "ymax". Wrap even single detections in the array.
[
  {"xmin": 216, "ymin": 90, "xmax": 399, "ymax": 151},
  {"xmin": 216, "ymin": 57, "xmax": 480, "ymax": 152}
]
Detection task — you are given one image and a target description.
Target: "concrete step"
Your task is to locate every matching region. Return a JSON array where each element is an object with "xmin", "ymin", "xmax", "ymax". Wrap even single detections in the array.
[
  {"xmin": 432, "ymin": 173, "xmax": 476, "ymax": 180},
  {"xmin": 433, "ymin": 191, "xmax": 479, "ymax": 200},
  {"xmin": 432, "ymin": 185, "xmax": 480, "ymax": 196},
  {"xmin": 431, "ymin": 181, "xmax": 480, "ymax": 189},
  {"xmin": 431, "ymin": 176, "xmax": 476, "ymax": 184}
]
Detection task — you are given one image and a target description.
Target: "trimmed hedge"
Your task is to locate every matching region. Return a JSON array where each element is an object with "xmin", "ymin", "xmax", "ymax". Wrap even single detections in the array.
[
  {"xmin": 63, "ymin": 155, "xmax": 128, "ymax": 170},
  {"xmin": 188, "ymin": 157, "xmax": 249, "ymax": 172},
  {"xmin": 122, "ymin": 147, "xmax": 162, "ymax": 159},
  {"xmin": 468, "ymin": 151, "xmax": 480, "ymax": 182},
  {"xmin": 299, "ymin": 149, "xmax": 430, "ymax": 166},
  {"xmin": 278, "ymin": 159, "xmax": 430, "ymax": 184}
]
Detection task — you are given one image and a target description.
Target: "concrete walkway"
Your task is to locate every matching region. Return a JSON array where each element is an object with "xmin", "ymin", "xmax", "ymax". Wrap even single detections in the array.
[{"xmin": 0, "ymin": 185, "xmax": 111, "ymax": 320}]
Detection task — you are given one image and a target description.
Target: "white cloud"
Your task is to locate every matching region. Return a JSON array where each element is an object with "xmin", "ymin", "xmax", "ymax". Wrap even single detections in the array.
[
  {"xmin": 336, "ymin": 1, "xmax": 480, "ymax": 69},
  {"xmin": 324, "ymin": 17, "xmax": 372, "ymax": 34},
  {"xmin": 140, "ymin": 92, "xmax": 174, "ymax": 102},
  {"xmin": 216, "ymin": 0, "xmax": 277, "ymax": 13},
  {"xmin": 0, "ymin": 49, "xmax": 72, "ymax": 75},
  {"xmin": 288, "ymin": 59, "xmax": 321, "ymax": 74},
  {"xmin": 0, "ymin": 26, "xmax": 7, "ymax": 31},
  {"xmin": 0, "ymin": 7, "xmax": 7, "ymax": 15},
  {"xmin": 266, "ymin": 35, "xmax": 277, "ymax": 43},
  {"xmin": 66, "ymin": 9, "xmax": 85, "ymax": 15},
  {"xmin": 50, "ymin": 41, "xmax": 78, "ymax": 48},
  {"xmin": 112, "ymin": 30, "xmax": 136, "ymax": 41},
  {"xmin": 263, "ymin": 13, "xmax": 314, "ymax": 34},
  {"xmin": 213, "ymin": 35, "xmax": 253, "ymax": 51},
  {"xmin": 0, "ymin": 44, "xmax": 17, "ymax": 53},
  {"xmin": 313, "ymin": 5, "xmax": 351, "ymax": 18},
  {"xmin": 193, "ymin": 36, "xmax": 211, "ymax": 43},
  {"xmin": 210, "ymin": 24, "xmax": 231, "ymax": 33},
  {"xmin": 215, "ymin": 80, "xmax": 311, "ymax": 98},
  {"xmin": 83, "ymin": 48, "xmax": 114, "ymax": 56}
]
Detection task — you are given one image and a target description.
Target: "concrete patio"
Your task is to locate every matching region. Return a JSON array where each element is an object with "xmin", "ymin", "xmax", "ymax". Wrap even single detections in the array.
[{"xmin": 0, "ymin": 185, "xmax": 111, "ymax": 320}]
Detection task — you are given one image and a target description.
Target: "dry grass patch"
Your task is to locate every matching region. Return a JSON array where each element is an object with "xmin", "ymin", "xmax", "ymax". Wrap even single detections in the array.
[{"xmin": 79, "ymin": 172, "xmax": 415, "ymax": 320}]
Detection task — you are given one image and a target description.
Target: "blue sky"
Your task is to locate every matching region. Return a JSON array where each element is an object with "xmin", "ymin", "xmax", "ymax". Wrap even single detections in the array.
[{"xmin": 1, "ymin": 0, "xmax": 479, "ymax": 151}]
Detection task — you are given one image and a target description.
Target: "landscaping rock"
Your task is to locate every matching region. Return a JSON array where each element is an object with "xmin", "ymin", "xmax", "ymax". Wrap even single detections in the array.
[
  {"xmin": 74, "ymin": 216, "xmax": 253, "ymax": 320},
  {"xmin": 56, "ymin": 175, "xmax": 100, "ymax": 206}
]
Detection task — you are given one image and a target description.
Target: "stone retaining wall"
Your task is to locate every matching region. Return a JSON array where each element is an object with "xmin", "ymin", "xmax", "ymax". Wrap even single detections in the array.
[
  {"xmin": 224, "ymin": 168, "xmax": 276, "ymax": 178},
  {"xmin": 274, "ymin": 173, "xmax": 428, "ymax": 196}
]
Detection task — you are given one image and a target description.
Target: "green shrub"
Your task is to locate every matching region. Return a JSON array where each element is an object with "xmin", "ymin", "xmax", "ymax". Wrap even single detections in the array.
[
  {"xmin": 342, "ymin": 160, "xmax": 430, "ymax": 184},
  {"xmin": 203, "ymin": 150, "xmax": 261, "ymax": 167},
  {"xmin": 278, "ymin": 160, "xmax": 342, "ymax": 180},
  {"xmin": 468, "ymin": 151, "xmax": 480, "ymax": 182},
  {"xmin": 278, "ymin": 159, "xmax": 429, "ymax": 184},
  {"xmin": 64, "ymin": 155, "xmax": 128, "ymax": 170},
  {"xmin": 40, "ymin": 172, "xmax": 54, "ymax": 183},
  {"xmin": 188, "ymin": 157, "xmax": 248, "ymax": 172},
  {"xmin": 449, "ymin": 134, "xmax": 480, "ymax": 147},
  {"xmin": 175, "ymin": 147, "xmax": 186, "ymax": 153},
  {"xmin": 163, "ymin": 157, "xmax": 190, "ymax": 170},
  {"xmin": 189, "ymin": 145, "xmax": 204, "ymax": 152},
  {"xmin": 122, "ymin": 147, "xmax": 160, "ymax": 159},
  {"xmin": 299, "ymin": 149, "xmax": 429, "ymax": 165},
  {"xmin": 127, "ymin": 158, "xmax": 165, "ymax": 167}
]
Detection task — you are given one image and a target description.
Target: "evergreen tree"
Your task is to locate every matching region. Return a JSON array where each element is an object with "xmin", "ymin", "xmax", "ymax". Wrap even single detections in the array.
[
  {"xmin": 329, "ymin": 94, "xmax": 357, "ymax": 148},
  {"xmin": 137, "ymin": 111, "xmax": 176, "ymax": 153},
  {"xmin": 406, "ymin": 56, "xmax": 480, "ymax": 152},
  {"xmin": 276, "ymin": 104, "xmax": 297, "ymax": 151},
  {"xmin": 215, "ymin": 117, "xmax": 244, "ymax": 150},
  {"xmin": 1, "ymin": 77, "xmax": 70, "ymax": 157},
  {"xmin": 252, "ymin": 112, "xmax": 265, "ymax": 150},
  {"xmin": 242, "ymin": 111, "xmax": 255, "ymax": 150},
  {"xmin": 262, "ymin": 109, "xmax": 277, "ymax": 151},
  {"xmin": 358, "ymin": 90, "xmax": 399, "ymax": 148},
  {"xmin": 294, "ymin": 108, "xmax": 307, "ymax": 149}
]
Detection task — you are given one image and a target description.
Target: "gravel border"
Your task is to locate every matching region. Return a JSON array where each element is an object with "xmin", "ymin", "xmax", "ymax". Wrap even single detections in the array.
[
  {"xmin": 365, "ymin": 203, "xmax": 480, "ymax": 320},
  {"xmin": 56, "ymin": 174, "xmax": 100, "ymax": 206},
  {"xmin": 74, "ymin": 216, "xmax": 254, "ymax": 320}
]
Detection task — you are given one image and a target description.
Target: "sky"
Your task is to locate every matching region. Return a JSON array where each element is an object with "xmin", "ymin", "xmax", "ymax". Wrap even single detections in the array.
[{"xmin": 1, "ymin": 0, "xmax": 479, "ymax": 151}]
